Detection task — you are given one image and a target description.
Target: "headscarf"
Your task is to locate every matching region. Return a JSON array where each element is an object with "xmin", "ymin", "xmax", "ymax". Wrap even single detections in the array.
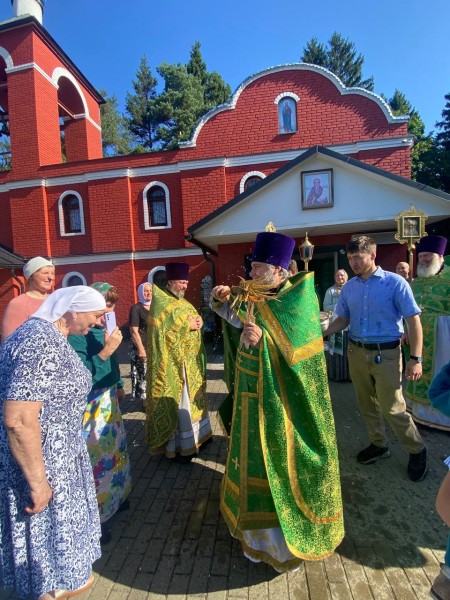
[
  {"xmin": 90, "ymin": 282, "xmax": 112, "ymax": 296},
  {"xmin": 32, "ymin": 286, "xmax": 106, "ymax": 323},
  {"xmin": 138, "ymin": 282, "xmax": 152, "ymax": 306},
  {"xmin": 23, "ymin": 256, "xmax": 54, "ymax": 280}
]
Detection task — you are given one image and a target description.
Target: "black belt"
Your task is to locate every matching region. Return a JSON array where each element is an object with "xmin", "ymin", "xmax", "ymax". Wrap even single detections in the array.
[{"xmin": 349, "ymin": 339, "xmax": 400, "ymax": 350}]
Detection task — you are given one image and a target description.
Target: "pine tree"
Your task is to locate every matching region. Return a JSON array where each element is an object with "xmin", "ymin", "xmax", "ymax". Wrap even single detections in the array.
[
  {"xmin": 99, "ymin": 90, "xmax": 134, "ymax": 156},
  {"xmin": 301, "ymin": 32, "xmax": 374, "ymax": 90},
  {"xmin": 156, "ymin": 42, "xmax": 231, "ymax": 149},
  {"xmin": 125, "ymin": 56, "xmax": 160, "ymax": 151}
]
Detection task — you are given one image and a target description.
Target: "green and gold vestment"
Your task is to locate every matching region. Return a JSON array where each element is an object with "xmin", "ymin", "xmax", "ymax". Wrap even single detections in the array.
[
  {"xmin": 145, "ymin": 285, "xmax": 208, "ymax": 452},
  {"xmin": 406, "ymin": 257, "xmax": 450, "ymax": 429},
  {"xmin": 218, "ymin": 271, "xmax": 344, "ymax": 570}
]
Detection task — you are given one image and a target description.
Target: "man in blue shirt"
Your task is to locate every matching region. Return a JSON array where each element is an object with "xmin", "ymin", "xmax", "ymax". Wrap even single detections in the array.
[{"xmin": 323, "ymin": 235, "xmax": 427, "ymax": 482}]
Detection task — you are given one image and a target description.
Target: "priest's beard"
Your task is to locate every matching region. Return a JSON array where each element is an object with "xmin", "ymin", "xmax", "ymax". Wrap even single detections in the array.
[
  {"xmin": 416, "ymin": 255, "xmax": 443, "ymax": 278},
  {"xmin": 170, "ymin": 288, "xmax": 185, "ymax": 299}
]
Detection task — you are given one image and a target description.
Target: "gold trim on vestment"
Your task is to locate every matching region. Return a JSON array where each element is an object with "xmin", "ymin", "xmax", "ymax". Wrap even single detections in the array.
[
  {"xmin": 263, "ymin": 332, "xmax": 343, "ymax": 525},
  {"xmin": 257, "ymin": 301, "xmax": 324, "ymax": 366}
]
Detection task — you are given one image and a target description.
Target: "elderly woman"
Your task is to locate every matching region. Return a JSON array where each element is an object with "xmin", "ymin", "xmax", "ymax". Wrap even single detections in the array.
[
  {"xmin": 69, "ymin": 282, "xmax": 131, "ymax": 544},
  {"xmin": 1, "ymin": 256, "xmax": 55, "ymax": 341},
  {"xmin": 0, "ymin": 286, "xmax": 107, "ymax": 600},
  {"xmin": 323, "ymin": 269, "xmax": 350, "ymax": 381},
  {"xmin": 129, "ymin": 282, "xmax": 152, "ymax": 408}
]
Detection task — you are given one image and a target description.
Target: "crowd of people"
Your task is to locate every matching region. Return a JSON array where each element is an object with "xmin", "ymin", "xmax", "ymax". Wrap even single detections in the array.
[{"xmin": 0, "ymin": 230, "xmax": 449, "ymax": 598}]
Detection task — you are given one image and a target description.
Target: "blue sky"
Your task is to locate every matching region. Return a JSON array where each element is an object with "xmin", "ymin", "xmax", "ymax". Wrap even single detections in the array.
[{"xmin": 1, "ymin": 0, "xmax": 449, "ymax": 134}]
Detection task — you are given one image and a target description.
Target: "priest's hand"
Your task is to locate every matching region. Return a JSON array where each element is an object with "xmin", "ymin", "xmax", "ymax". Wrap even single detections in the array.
[
  {"xmin": 211, "ymin": 285, "xmax": 231, "ymax": 302},
  {"xmin": 188, "ymin": 315, "xmax": 203, "ymax": 331},
  {"xmin": 242, "ymin": 322, "xmax": 262, "ymax": 348}
]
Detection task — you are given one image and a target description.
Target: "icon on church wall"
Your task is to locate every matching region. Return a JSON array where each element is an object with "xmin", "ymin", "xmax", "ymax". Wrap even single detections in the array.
[
  {"xmin": 278, "ymin": 98, "xmax": 296, "ymax": 134},
  {"xmin": 301, "ymin": 169, "xmax": 334, "ymax": 209}
]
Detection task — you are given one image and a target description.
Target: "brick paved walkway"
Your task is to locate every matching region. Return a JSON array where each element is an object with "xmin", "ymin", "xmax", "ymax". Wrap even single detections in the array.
[{"xmin": 2, "ymin": 346, "xmax": 449, "ymax": 599}]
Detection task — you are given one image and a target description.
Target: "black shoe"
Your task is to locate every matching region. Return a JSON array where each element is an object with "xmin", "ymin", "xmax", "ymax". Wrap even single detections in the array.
[
  {"xmin": 408, "ymin": 447, "xmax": 428, "ymax": 482},
  {"xmin": 175, "ymin": 454, "xmax": 195, "ymax": 464},
  {"xmin": 100, "ymin": 524, "xmax": 112, "ymax": 545},
  {"xmin": 357, "ymin": 444, "xmax": 390, "ymax": 464},
  {"xmin": 118, "ymin": 499, "xmax": 130, "ymax": 513}
]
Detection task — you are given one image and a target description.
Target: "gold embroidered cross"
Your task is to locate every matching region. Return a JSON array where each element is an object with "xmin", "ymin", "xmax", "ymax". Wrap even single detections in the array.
[{"xmin": 232, "ymin": 456, "xmax": 240, "ymax": 470}]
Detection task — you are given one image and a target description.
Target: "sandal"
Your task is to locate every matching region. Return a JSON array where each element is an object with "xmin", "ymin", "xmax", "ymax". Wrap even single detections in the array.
[{"xmin": 54, "ymin": 574, "xmax": 95, "ymax": 598}]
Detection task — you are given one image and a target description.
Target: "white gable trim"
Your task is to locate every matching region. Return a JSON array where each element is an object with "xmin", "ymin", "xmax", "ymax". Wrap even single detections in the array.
[{"xmin": 180, "ymin": 63, "xmax": 408, "ymax": 148}]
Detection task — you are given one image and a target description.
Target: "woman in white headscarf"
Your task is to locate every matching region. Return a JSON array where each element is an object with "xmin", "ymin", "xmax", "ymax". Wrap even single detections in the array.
[
  {"xmin": 129, "ymin": 282, "xmax": 152, "ymax": 407},
  {"xmin": 0, "ymin": 286, "xmax": 109, "ymax": 600},
  {"xmin": 1, "ymin": 256, "xmax": 55, "ymax": 341}
]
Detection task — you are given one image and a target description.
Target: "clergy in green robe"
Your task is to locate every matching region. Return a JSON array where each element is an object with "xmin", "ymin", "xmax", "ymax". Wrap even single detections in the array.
[
  {"xmin": 406, "ymin": 236, "xmax": 450, "ymax": 430},
  {"xmin": 211, "ymin": 231, "xmax": 344, "ymax": 573},
  {"xmin": 146, "ymin": 262, "xmax": 212, "ymax": 461}
]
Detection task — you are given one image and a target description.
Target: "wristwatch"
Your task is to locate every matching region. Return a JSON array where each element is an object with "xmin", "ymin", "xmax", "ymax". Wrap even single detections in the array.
[{"xmin": 409, "ymin": 355, "xmax": 423, "ymax": 363}]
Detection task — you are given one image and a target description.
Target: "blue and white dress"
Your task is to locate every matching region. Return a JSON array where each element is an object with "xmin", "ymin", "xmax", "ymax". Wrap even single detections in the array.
[{"xmin": 0, "ymin": 318, "xmax": 101, "ymax": 599}]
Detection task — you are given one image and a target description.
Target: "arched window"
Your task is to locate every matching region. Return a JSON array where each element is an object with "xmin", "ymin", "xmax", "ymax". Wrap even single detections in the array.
[
  {"xmin": 240, "ymin": 171, "xmax": 266, "ymax": 194},
  {"xmin": 143, "ymin": 182, "xmax": 172, "ymax": 230},
  {"xmin": 274, "ymin": 92, "xmax": 300, "ymax": 134},
  {"xmin": 58, "ymin": 191, "xmax": 85, "ymax": 236},
  {"xmin": 148, "ymin": 265, "xmax": 166, "ymax": 289},
  {"xmin": 62, "ymin": 271, "xmax": 87, "ymax": 287}
]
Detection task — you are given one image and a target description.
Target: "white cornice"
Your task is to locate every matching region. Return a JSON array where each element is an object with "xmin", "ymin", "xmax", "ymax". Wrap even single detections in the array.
[
  {"xmin": 0, "ymin": 137, "xmax": 413, "ymax": 193},
  {"xmin": 6, "ymin": 61, "xmax": 57, "ymax": 88},
  {"xmin": 51, "ymin": 247, "xmax": 202, "ymax": 266}
]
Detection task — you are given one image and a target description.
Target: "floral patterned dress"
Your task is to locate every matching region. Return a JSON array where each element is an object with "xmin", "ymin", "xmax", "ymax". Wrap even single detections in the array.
[{"xmin": 0, "ymin": 318, "xmax": 101, "ymax": 599}]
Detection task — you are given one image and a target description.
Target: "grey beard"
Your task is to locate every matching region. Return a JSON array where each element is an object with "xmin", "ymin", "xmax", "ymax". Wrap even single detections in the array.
[
  {"xmin": 169, "ymin": 288, "xmax": 185, "ymax": 299},
  {"xmin": 417, "ymin": 258, "xmax": 442, "ymax": 278}
]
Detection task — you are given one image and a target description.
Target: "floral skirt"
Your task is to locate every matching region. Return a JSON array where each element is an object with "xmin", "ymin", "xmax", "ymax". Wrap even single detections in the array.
[{"xmin": 82, "ymin": 385, "xmax": 132, "ymax": 523}]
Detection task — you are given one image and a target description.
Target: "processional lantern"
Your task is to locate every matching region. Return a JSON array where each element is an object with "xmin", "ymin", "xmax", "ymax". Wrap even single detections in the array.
[
  {"xmin": 299, "ymin": 232, "xmax": 314, "ymax": 272},
  {"xmin": 394, "ymin": 204, "xmax": 428, "ymax": 276}
]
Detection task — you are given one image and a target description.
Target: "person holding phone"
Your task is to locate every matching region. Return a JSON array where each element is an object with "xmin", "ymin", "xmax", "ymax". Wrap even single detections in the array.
[{"xmin": 68, "ymin": 282, "xmax": 131, "ymax": 545}]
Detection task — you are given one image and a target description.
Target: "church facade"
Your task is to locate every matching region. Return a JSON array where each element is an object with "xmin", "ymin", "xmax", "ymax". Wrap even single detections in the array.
[{"xmin": 0, "ymin": 5, "xmax": 449, "ymax": 326}]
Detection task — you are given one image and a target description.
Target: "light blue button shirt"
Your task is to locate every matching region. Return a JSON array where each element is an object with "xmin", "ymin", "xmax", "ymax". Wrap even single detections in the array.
[{"xmin": 335, "ymin": 266, "xmax": 421, "ymax": 343}]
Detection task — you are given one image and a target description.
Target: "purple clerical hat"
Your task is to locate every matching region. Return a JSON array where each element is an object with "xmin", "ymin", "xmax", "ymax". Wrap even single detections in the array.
[
  {"xmin": 165, "ymin": 262, "xmax": 190, "ymax": 281},
  {"xmin": 416, "ymin": 235, "xmax": 447, "ymax": 256},
  {"xmin": 251, "ymin": 232, "xmax": 295, "ymax": 270}
]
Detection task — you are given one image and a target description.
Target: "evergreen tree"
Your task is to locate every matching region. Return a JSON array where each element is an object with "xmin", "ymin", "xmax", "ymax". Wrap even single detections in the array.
[
  {"xmin": 125, "ymin": 56, "xmax": 159, "ymax": 151},
  {"xmin": 99, "ymin": 89, "xmax": 134, "ymax": 156},
  {"xmin": 301, "ymin": 32, "xmax": 374, "ymax": 90},
  {"xmin": 433, "ymin": 93, "xmax": 450, "ymax": 192},
  {"xmin": 156, "ymin": 42, "xmax": 231, "ymax": 149}
]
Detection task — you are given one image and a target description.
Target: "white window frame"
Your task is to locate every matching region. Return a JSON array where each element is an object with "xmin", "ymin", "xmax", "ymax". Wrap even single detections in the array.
[
  {"xmin": 148, "ymin": 265, "xmax": 166, "ymax": 284},
  {"xmin": 143, "ymin": 181, "xmax": 172, "ymax": 230},
  {"xmin": 240, "ymin": 171, "xmax": 266, "ymax": 194},
  {"xmin": 62, "ymin": 271, "xmax": 87, "ymax": 287},
  {"xmin": 58, "ymin": 190, "xmax": 85, "ymax": 237}
]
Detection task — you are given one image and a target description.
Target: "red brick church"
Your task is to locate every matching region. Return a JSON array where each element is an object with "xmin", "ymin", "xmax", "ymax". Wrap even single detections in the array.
[{"xmin": 0, "ymin": 0, "xmax": 449, "ymax": 326}]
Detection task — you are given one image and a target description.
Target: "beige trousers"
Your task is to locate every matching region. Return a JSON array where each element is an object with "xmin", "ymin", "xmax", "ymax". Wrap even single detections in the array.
[{"xmin": 347, "ymin": 343, "xmax": 424, "ymax": 454}]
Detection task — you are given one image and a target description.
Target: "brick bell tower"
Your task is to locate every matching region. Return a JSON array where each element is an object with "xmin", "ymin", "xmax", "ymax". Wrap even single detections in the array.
[{"xmin": 0, "ymin": 0, "xmax": 103, "ymax": 177}]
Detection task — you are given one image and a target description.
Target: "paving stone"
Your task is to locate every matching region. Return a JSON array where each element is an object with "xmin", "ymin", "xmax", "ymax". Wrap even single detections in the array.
[{"xmin": 3, "ymin": 346, "xmax": 450, "ymax": 600}]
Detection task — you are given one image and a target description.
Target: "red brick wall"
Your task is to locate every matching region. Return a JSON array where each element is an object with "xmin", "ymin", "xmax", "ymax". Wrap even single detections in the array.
[{"xmin": 190, "ymin": 70, "xmax": 409, "ymax": 163}]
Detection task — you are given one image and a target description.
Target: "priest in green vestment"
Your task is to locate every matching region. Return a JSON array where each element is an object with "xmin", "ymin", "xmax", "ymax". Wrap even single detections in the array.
[
  {"xmin": 146, "ymin": 262, "xmax": 212, "ymax": 462},
  {"xmin": 405, "ymin": 236, "xmax": 450, "ymax": 430},
  {"xmin": 210, "ymin": 230, "xmax": 344, "ymax": 573}
]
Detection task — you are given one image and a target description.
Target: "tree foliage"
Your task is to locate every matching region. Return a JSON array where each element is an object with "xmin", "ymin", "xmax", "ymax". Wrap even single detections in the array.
[
  {"xmin": 99, "ymin": 89, "xmax": 134, "ymax": 156},
  {"xmin": 125, "ymin": 56, "xmax": 160, "ymax": 151},
  {"xmin": 124, "ymin": 43, "xmax": 231, "ymax": 151},
  {"xmin": 301, "ymin": 32, "xmax": 374, "ymax": 90}
]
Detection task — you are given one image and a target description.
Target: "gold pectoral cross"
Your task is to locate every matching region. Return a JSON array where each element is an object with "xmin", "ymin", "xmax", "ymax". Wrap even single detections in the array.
[{"xmin": 232, "ymin": 456, "xmax": 240, "ymax": 470}]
